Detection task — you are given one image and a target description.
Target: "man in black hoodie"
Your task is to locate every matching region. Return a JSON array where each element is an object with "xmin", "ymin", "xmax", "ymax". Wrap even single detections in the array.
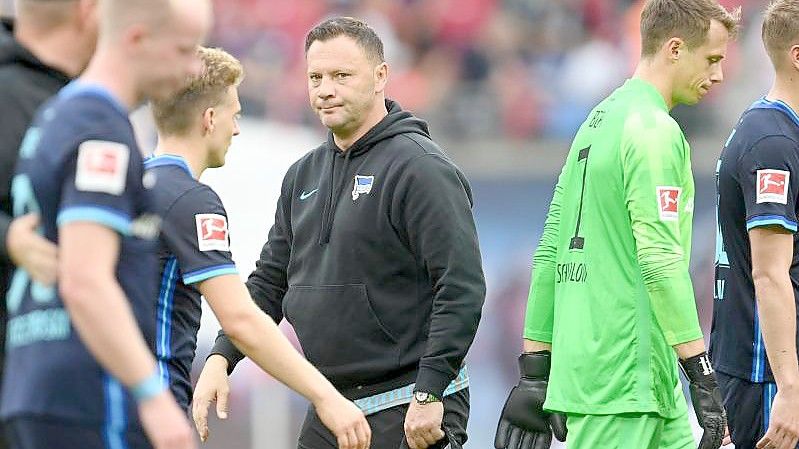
[
  {"xmin": 0, "ymin": 2, "xmax": 96, "ymax": 447},
  {"xmin": 192, "ymin": 17, "xmax": 485, "ymax": 449}
]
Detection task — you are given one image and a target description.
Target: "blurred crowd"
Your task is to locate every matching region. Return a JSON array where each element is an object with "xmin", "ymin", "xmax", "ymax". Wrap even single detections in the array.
[{"xmin": 210, "ymin": 0, "xmax": 764, "ymax": 142}]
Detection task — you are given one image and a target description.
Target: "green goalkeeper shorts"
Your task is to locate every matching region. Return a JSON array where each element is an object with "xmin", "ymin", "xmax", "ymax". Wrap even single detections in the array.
[{"xmin": 565, "ymin": 409, "xmax": 694, "ymax": 449}]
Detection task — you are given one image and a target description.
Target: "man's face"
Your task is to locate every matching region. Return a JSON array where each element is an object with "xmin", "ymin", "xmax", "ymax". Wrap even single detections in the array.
[
  {"xmin": 672, "ymin": 19, "xmax": 730, "ymax": 106},
  {"xmin": 306, "ymin": 35, "xmax": 383, "ymax": 137},
  {"xmin": 136, "ymin": 1, "xmax": 210, "ymax": 102},
  {"xmin": 206, "ymin": 86, "xmax": 241, "ymax": 168}
]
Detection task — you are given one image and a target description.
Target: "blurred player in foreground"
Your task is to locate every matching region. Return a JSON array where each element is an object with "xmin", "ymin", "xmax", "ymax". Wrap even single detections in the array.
[
  {"xmin": 495, "ymin": 1, "xmax": 740, "ymax": 448},
  {"xmin": 146, "ymin": 46, "xmax": 370, "ymax": 449},
  {"xmin": 0, "ymin": 1, "xmax": 98, "ymax": 447},
  {"xmin": 194, "ymin": 16, "xmax": 485, "ymax": 449},
  {"xmin": 0, "ymin": 0, "xmax": 210, "ymax": 448},
  {"xmin": 712, "ymin": 1, "xmax": 799, "ymax": 448}
]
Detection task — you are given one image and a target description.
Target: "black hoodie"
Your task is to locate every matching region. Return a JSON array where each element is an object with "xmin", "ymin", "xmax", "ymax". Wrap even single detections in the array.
[
  {"xmin": 212, "ymin": 100, "xmax": 486, "ymax": 399},
  {"xmin": 0, "ymin": 18, "xmax": 70, "ymax": 379}
]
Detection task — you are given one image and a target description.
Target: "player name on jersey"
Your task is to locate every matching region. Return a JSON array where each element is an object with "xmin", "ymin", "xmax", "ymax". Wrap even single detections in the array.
[{"xmin": 556, "ymin": 262, "xmax": 587, "ymax": 283}]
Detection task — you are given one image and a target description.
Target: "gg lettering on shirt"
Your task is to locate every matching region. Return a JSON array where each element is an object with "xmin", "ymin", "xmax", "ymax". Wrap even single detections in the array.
[
  {"xmin": 144, "ymin": 155, "xmax": 237, "ymax": 410},
  {"xmin": 0, "ymin": 82, "xmax": 160, "ymax": 429},
  {"xmin": 712, "ymin": 98, "xmax": 799, "ymax": 383}
]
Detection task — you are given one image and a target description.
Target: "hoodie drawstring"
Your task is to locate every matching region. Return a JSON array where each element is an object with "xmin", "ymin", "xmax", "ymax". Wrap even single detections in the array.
[{"xmin": 318, "ymin": 149, "xmax": 353, "ymax": 245}]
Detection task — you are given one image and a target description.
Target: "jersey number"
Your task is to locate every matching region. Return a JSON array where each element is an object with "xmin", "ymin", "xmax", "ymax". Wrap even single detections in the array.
[{"xmin": 570, "ymin": 145, "xmax": 590, "ymax": 250}]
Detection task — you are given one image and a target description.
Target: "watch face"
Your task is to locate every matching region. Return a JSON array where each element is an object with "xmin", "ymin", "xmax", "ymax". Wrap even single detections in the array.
[{"xmin": 414, "ymin": 391, "xmax": 429, "ymax": 402}]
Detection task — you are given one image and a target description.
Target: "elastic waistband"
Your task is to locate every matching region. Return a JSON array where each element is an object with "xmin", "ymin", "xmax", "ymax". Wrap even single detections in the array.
[{"xmin": 353, "ymin": 366, "xmax": 469, "ymax": 416}]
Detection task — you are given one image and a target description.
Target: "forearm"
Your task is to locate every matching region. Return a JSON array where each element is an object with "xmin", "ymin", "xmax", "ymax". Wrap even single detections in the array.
[
  {"xmin": 673, "ymin": 338, "xmax": 706, "ymax": 360},
  {"xmin": 755, "ymin": 273, "xmax": 799, "ymax": 389},
  {"xmin": 523, "ymin": 339, "xmax": 551, "ymax": 353},
  {"xmin": 226, "ymin": 304, "xmax": 336, "ymax": 404},
  {"xmin": 62, "ymin": 277, "xmax": 158, "ymax": 386}
]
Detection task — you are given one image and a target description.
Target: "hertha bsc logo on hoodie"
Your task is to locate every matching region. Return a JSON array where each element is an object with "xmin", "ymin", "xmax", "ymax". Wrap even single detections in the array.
[{"xmin": 352, "ymin": 175, "xmax": 374, "ymax": 201}]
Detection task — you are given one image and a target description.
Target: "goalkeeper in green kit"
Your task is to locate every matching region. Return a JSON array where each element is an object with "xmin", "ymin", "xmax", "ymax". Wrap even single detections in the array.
[{"xmin": 494, "ymin": 1, "xmax": 740, "ymax": 448}]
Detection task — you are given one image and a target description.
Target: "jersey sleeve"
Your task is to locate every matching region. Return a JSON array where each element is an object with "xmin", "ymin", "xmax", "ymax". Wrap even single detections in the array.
[
  {"xmin": 738, "ymin": 135, "xmax": 799, "ymax": 233},
  {"xmin": 161, "ymin": 185, "xmax": 238, "ymax": 285},
  {"xmin": 622, "ymin": 116, "xmax": 702, "ymax": 346},
  {"xmin": 57, "ymin": 138, "xmax": 142, "ymax": 235},
  {"xmin": 523, "ymin": 163, "xmax": 567, "ymax": 343}
]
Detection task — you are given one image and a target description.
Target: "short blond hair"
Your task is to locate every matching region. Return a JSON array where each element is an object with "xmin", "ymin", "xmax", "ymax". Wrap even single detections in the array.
[
  {"xmin": 151, "ymin": 46, "xmax": 243, "ymax": 136},
  {"xmin": 640, "ymin": 0, "xmax": 741, "ymax": 57},
  {"xmin": 762, "ymin": 0, "xmax": 799, "ymax": 67}
]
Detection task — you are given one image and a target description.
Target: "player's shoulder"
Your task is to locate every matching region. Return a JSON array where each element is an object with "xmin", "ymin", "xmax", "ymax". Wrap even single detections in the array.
[{"xmin": 733, "ymin": 102, "xmax": 799, "ymax": 148}]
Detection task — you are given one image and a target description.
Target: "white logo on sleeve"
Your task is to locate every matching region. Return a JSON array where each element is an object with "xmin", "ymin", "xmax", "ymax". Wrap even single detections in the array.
[
  {"xmin": 75, "ymin": 140, "xmax": 130, "ymax": 195},
  {"xmin": 195, "ymin": 214, "xmax": 230, "ymax": 251},
  {"xmin": 656, "ymin": 186, "xmax": 681, "ymax": 221},
  {"xmin": 756, "ymin": 169, "xmax": 790, "ymax": 204}
]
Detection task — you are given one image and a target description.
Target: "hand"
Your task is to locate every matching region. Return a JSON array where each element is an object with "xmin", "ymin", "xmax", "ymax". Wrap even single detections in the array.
[
  {"xmin": 722, "ymin": 425, "xmax": 731, "ymax": 446},
  {"xmin": 192, "ymin": 355, "xmax": 230, "ymax": 442},
  {"xmin": 679, "ymin": 353, "xmax": 726, "ymax": 449},
  {"xmin": 7, "ymin": 214, "xmax": 57, "ymax": 285},
  {"xmin": 404, "ymin": 398, "xmax": 445, "ymax": 449},
  {"xmin": 314, "ymin": 394, "xmax": 371, "ymax": 449},
  {"xmin": 756, "ymin": 386, "xmax": 799, "ymax": 449},
  {"xmin": 139, "ymin": 389, "xmax": 195, "ymax": 449},
  {"xmin": 495, "ymin": 352, "xmax": 567, "ymax": 449}
]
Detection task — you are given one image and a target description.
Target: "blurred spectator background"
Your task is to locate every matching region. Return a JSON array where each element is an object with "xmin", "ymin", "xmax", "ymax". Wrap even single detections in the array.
[{"xmin": 2, "ymin": 0, "xmax": 776, "ymax": 447}]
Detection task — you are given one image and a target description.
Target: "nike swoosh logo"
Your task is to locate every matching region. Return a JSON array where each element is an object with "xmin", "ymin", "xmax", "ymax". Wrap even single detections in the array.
[{"xmin": 299, "ymin": 188, "xmax": 319, "ymax": 200}]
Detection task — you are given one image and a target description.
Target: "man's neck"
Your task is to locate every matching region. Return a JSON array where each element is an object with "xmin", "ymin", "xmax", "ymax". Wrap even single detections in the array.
[
  {"xmin": 767, "ymin": 73, "xmax": 799, "ymax": 116},
  {"xmin": 79, "ymin": 45, "xmax": 138, "ymax": 110},
  {"xmin": 153, "ymin": 135, "xmax": 208, "ymax": 179},
  {"xmin": 15, "ymin": 25, "xmax": 84, "ymax": 77},
  {"xmin": 333, "ymin": 99, "xmax": 388, "ymax": 151},
  {"xmin": 632, "ymin": 58, "xmax": 675, "ymax": 110}
]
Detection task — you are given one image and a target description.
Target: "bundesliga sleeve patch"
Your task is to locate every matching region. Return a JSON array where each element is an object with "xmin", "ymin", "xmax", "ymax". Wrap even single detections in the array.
[
  {"xmin": 195, "ymin": 213, "xmax": 230, "ymax": 252},
  {"xmin": 756, "ymin": 169, "xmax": 789, "ymax": 204},
  {"xmin": 75, "ymin": 140, "xmax": 129, "ymax": 195},
  {"xmin": 656, "ymin": 186, "xmax": 681, "ymax": 221}
]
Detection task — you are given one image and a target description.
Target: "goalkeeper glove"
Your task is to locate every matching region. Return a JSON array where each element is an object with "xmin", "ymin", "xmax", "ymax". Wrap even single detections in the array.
[
  {"xmin": 679, "ymin": 352, "xmax": 726, "ymax": 449},
  {"xmin": 494, "ymin": 351, "xmax": 567, "ymax": 449}
]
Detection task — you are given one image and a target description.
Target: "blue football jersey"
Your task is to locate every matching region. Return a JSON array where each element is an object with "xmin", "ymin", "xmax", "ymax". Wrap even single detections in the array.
[
  {"xmin": 711, "ymin": 98, "xmax": 799, "ymax": 382},
  {"xmin": 145, "ymin": 155, "xmax": 237, "ymax": 410},
  {"xmin": 0, "ymin": 82, "xmax": 160, "ymax": 428}
]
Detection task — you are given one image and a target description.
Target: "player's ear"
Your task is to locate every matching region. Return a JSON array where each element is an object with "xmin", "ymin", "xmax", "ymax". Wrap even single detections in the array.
[
  {"xmin": 790, "ymin": 45, "xmax": 799, "ymax": 72},
  {"xmin": 374, "ymin": 62, "xmax": 388, "ymax": 94},
  {"xmin": 665, "ymin": 37, "xmax": 684, "ymax": 62},
  {"xmin": 202, "ymin": 107, "xmax": 216, "ymax": 135}
]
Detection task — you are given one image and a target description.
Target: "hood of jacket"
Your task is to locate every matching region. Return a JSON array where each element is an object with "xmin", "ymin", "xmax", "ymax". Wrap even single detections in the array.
[
  {"xmin": 0, "ymin": 17, "xmax": 69, "ymax": 82},
  {"xmin": 324, "ymin": 99, "xmax": 431, "ymax": 157}
]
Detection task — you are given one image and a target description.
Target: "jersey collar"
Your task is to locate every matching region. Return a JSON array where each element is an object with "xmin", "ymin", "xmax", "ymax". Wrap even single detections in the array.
[
  {"xmin": 623, "ymin": 78, "xmax": 668, "ymax": 112},
  {"xmin": 144, "ymin": 154, "xmax": 194, "ymax": 178},
  {"xmin": 749, "ymin": 97, "xmax": 799, "ymax": 127},
  {"xmin": 58, "ymin": 80, "xmax": 128, "ymax": 117}
]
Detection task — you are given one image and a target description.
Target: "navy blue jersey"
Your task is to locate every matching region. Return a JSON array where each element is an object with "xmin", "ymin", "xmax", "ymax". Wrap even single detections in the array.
[
  {"xmin": 145, "ymin": 155, "xmax": 237, "ymax": 410},
  {"xmin": 711, "ymin": 98, "xmax": 799, "ymax": 383},
  {"xmin": 0, "ymin": 82, "xmax": 160, "ymax": 428}
]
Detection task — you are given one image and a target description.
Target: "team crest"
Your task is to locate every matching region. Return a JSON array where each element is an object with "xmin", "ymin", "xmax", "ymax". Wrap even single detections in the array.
[
  {"xmin": 656, "ymin": 186, "xmax": 681, "ymax": 222},
  {"xmin": 195, "ymin": 214, "xmax": 230, "ymax": 252},
  {"xmin": 756, "ymin": 169, "xmax": 789, "ymax": 204},
  {"xmin": 352, "ymin": 175, "xmax": 374, "ymax": 201}
]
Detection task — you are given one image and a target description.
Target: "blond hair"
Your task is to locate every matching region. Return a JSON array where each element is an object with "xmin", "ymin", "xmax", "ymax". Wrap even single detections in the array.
[
  {"xmin": 151, "ymin": 46, "xmax": 243, "ymax": 136},
  {"xmin": 762, "ymin": 0, "xmax": 799, "ymax": 67},
  {"xmin": 640, "ymin": 0, "xmax": 741, "ymax": 57}
]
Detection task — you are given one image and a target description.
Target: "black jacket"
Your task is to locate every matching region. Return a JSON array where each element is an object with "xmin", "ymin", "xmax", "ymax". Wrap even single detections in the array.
[
  {"xmin": 212, "ymin": 100, "xmax": 485, "ymax": 398},
  {"xmin": 0, "ymin": 18, "xmax": 71, "ymax": 376}
]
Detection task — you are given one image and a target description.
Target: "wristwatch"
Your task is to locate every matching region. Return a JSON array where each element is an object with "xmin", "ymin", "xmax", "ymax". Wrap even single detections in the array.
[{"xmin": 413, "ymin": 390, "xmax": 441, "ymax": 405}]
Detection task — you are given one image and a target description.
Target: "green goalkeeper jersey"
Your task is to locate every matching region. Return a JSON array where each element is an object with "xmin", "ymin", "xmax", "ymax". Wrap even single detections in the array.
[{"xmin": 525, "ymin": 78, "xmax": 703, "ymax": 417}]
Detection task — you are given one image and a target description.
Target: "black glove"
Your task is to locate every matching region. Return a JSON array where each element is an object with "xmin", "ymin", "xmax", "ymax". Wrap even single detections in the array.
[
  {"xmin": 679, "ymin": 352, "xmax": 726, "ymax": 449},
  {"xmin": 495, "ymin": 351, "xmax": 567, "ymax": 449}
]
